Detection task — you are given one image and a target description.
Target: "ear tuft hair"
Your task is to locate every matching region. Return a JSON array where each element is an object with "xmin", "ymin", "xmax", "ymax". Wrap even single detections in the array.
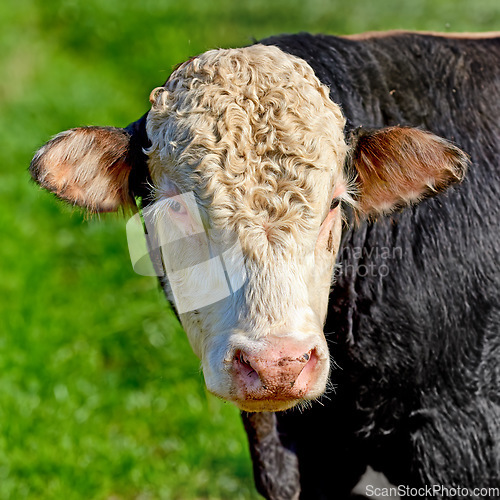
[{"xmin": 349, "ymin": 126, "xmax": 469, "ymax": 215}]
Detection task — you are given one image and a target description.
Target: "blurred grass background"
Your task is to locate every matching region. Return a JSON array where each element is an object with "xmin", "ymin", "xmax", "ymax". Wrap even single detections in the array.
[{"xmin": 0, "ymin": 0, "xmax": 498, "ymax": 498}]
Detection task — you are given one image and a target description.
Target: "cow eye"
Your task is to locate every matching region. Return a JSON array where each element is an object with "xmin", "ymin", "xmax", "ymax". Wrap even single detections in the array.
[
  {"xmin": 167, "ymin": 199, "xmax": 187, "ymax": 216},
  {"xmin": 330, "ymin": 198, "xmax": 341, "ymax": 210}
]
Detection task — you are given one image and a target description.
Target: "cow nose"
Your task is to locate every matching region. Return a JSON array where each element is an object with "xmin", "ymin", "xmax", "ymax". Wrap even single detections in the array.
[{"xmin": 232, "ymin": 346, "xmax": 319, "ymax": 403}]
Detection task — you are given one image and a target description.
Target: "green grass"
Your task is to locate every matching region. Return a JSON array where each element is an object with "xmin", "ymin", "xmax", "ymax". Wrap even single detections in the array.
[{"xmin": 1, "ymin": 0, "xmax": 499, "ymax": 498}]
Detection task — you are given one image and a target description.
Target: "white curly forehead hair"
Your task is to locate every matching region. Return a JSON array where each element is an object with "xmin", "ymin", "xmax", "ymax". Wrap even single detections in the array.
[{"xmin": 146, "ymin": 44, "xmax": 350, "ymax": 260}]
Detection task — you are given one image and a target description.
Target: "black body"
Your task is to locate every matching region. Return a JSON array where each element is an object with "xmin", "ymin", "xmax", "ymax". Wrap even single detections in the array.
[{"xmin": 240, "ymin": 32, "xmax": 500, "ymax": 499}]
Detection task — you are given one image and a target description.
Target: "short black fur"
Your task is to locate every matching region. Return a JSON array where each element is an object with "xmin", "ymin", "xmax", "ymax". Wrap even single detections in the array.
[{"xmin": 239, "ymin": 32, "xmax": 500, "ymax": 499}]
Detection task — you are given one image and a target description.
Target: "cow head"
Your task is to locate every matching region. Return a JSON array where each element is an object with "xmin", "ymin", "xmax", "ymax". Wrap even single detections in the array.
[{"xmin": 30, "ymin": 44, "xmax": 468, "ymax": 412}]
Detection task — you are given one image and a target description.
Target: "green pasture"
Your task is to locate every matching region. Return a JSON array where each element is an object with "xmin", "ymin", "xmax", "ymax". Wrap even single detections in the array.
[{"xmin": 0, "ymin": 0, "xmax": 498, "ymax": 498}]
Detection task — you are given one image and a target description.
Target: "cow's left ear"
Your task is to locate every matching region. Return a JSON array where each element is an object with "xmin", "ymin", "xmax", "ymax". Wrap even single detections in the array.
[
  {"xmin": 349, "ymin": 126, "xmax": 469, "ymax": 215},
  {"xmin": 30, "ymin": 126, "xmax": 137, "ymax": 212}
]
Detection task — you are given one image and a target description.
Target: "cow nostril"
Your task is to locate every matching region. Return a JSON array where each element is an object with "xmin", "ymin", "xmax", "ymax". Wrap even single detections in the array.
[
  {"xmin": 238, "ymin": 351, "xmax": 251, "ymax": 366},
  {"xmin": 236, "ymin": 351, "xmax": 257, "ymax": 377}
]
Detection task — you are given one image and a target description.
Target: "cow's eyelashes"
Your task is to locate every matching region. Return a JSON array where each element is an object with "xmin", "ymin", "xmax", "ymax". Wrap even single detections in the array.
[{"xmin": 330, "ymin": 198, "xmax": 341, "ymax": 210}]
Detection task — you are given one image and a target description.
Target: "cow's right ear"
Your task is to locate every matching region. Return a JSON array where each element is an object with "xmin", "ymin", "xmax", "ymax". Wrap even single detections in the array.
[{"xmin": 30, "ymin": 126, "xmax": 136, "ymax": 212}]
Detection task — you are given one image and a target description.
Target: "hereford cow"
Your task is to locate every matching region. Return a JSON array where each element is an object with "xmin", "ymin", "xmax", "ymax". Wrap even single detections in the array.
[{"xmin": 30, "ymin": 31, "xmax": 500, "ymax": 499}]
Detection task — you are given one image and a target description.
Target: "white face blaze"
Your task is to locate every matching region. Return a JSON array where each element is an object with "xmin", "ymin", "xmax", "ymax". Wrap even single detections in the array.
[{"xmin": 145, "ymin": 44, "xmax": 351, "ymax": 412}]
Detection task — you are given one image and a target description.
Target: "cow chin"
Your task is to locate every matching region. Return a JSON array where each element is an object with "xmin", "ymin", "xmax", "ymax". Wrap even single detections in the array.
[
  {"xmin": 228, "ymin": 373, "xmax": 330, "ymax": 413},
  {"xmin": 231, "ymin": 397, "xmax": 311, "ymax": 413}
]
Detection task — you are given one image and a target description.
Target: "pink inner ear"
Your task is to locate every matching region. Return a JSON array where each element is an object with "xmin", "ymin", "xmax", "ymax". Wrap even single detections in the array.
[{"xmin": 353, "ymin": 127, "xmax": 468, "ymax": 215}]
